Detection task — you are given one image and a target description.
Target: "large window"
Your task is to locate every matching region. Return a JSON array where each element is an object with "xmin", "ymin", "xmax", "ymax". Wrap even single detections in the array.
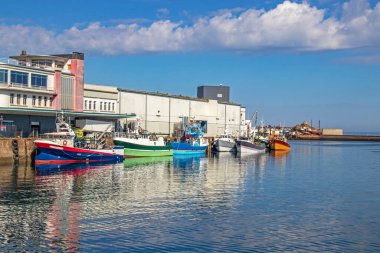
[
  {"xmin": 0, "ymin": 69, "xmax": 7, "ymax": 84},
  {"xmin": 61, "ymin": 77, "xmax": 74, "ymax": 110},
  {"xmin": 16, "ymin": 94, "xmax": 21, "ymax": 105},
  {"xmin": 23, "ymin": 95, "xmax": 27, "ymax": 105},
  {"xmin": 31, "ymin": 74, "xmax": 47, "ymax": 88},
  {"xmin": 10, "ymin": 94, "xmax": 14, "ymax": 104},
  {"xmin": 32, "ymin": 96, "xmax": 36, "ymax": 106},
  {"xmin": 11, "ymin": 71, "xmax": 28, "ymax": 86},
  {"xmin": 31, "ymin": 59, "xmax": 52, "ymax": 67}
]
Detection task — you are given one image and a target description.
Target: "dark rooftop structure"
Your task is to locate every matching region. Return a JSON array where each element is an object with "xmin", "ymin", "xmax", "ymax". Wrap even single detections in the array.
[{"xmin": 197, "ymin": 85, "xmax": 230, "ymax": 103}]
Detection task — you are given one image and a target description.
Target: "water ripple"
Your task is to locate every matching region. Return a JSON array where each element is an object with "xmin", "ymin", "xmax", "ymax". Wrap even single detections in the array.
[{"xmin": 1, "ymin": 142, "xmax": 380, "ymax": 252}]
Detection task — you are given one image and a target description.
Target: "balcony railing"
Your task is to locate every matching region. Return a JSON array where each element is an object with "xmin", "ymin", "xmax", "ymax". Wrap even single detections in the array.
[
  {"xmin": 0, "ymin": 58, "xmax": 71, "ymax": 73},
  {"xmin": 5, "ymin": 83, "xmax": 53, "ymax": 91}
]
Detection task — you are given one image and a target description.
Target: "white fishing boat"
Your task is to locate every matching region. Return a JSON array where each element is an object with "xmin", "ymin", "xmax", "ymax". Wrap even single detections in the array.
[
  {"xmin": 236, "ymin": 111, "xmax": 266, "ymax": 154},
  {"xmin": 236, "ymin": 139, "xmax": 266, "ymax": 154},
  {"xmin": 213, "ymin": 129, "xmax": 236, "ymax": 152}
]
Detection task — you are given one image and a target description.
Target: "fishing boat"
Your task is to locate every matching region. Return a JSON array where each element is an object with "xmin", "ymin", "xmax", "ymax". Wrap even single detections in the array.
[
  {"xmin": 171, "ymin": 123, "xmax": 209, "ymax": 155},
  {"xmin": 113, "ymin": 119, "xmax": 172, "ymax": 158},
  {"xmin": 236, "ymin": 139, "xmax": 266, "ymax": 154},
  {"xmin": 236, "ymin": 111, "xmax": 266, "ymax": 154},
  {"xmin": 213, "ymin": 129, "xmax": 236, "ymax": 152},
  {"xmin": 114, "ymin": 134, "xmax": 172, "ymax": 157},
  {"xmin": 34, "ymin": 114, "xmax": 124, "ymax": 165},
  {"xmin": 270, "ymin": 136, "xmax": 291, "ymax": 151}
]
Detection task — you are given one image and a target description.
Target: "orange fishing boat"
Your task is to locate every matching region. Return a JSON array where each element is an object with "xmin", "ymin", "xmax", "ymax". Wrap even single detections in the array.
[{"xmin": 270, "ymin": 138, "xmax": 291, "ymax": 151}]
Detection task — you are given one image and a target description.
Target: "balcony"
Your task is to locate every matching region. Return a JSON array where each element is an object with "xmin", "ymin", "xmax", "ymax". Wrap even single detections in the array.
[
  {"xmin": 0, "ymin": 83, "xmax": 54, "ymax": 94},
  {"xmin": 0, "ymin": 58, "xmax": 70, "ymax": 73}
]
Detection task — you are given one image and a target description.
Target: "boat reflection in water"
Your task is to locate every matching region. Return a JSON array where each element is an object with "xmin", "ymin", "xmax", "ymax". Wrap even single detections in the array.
[
  {"xmin": 173, "ymin": 153, "xmax": 207, "ymax": 170},
  {"xmin": 34, "ymin": 161, "xmax": 122, "ymax": 176},
  {"xmin": 270, "ymin": 150, "xmax": 291, "ymax": 159},
  {"xmin": 123, "ymin": 156, "xmax": 173, "ymax": 169}
]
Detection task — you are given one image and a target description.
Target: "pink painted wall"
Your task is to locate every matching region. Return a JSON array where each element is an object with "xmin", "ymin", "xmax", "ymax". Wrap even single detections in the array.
[
  {"xmin": 53, "ymin": 71, "xmax": 62, "ymax": 110},
  {"xmin": 71, "ymin": 59, "xmax": 84, "ymax": 112}
]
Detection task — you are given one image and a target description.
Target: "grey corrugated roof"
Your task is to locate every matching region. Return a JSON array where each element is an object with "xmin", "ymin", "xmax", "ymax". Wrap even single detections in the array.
[{"xmin": 118, "ymin": 87, "xmax": 241, "ymax": 106}]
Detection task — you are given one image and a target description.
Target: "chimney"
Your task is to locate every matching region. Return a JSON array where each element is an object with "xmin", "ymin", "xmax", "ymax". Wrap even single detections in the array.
[{"xmin": 20, "ymin": 50, "xmax": 27, "ymax": 56}]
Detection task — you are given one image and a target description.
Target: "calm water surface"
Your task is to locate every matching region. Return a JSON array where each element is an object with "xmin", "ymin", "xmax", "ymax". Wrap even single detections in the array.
[{"xmin": 0, "ymin": 141, "xmax": 380, "ymax": 252}]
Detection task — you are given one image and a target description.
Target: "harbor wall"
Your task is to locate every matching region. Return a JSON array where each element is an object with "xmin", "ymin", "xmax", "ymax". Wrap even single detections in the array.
[
  {"xmin": 0, "ymin": 138, "xmax": 35, "ymax": 164},
  {"xmin": 322, "ymin": 129, "xmax": 343, "ymax": 135}
]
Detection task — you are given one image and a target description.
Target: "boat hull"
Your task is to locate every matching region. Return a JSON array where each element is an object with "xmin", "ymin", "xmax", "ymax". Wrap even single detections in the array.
[
  {"xmin": 171, "ymin": 142, "xmax": 207, "ymax": 155},
  {"xmin": 236, "ymin": 140, "xmax": 266, "ymax": 154},
  {"xmin": 214, "ymin": 139, "xmax": 236, "ymax": 152},
  {"xmin": 270, "ymin": 139, "xmax": 291, "ymax": 151},
  {"xmin": 114, "ymin": 138, "xmax": 171, "ymax": 151},
  {"xmin": 114, "ymin": 138, "xmax": 173, "ymax": 157},
  {"xmin": 34, "ymin": 141, "xmax": 124, "ymax": 164}
]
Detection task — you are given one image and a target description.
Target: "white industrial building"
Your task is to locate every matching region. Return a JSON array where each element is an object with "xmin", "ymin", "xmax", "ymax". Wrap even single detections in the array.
[{"xmin": 118, "ymin": 88, "xmax": 246, "ymax": 137}]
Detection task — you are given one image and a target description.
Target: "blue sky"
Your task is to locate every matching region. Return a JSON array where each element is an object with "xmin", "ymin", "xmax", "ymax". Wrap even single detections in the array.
[{"xmin": 1, "ymin": 0, "xmax": 379, "ymax": 131}]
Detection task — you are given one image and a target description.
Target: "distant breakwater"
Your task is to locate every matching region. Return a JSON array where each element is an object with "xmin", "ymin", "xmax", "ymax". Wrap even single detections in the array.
[{"xmin": 290, "ymin": 135, "xmax": 380, "ymax": 141}]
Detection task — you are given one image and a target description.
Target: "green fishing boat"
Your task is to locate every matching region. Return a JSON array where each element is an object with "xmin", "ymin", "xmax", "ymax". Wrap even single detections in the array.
[{"xmin": 114, "ymin": 134, "xmax": 173, "ymax": 157}]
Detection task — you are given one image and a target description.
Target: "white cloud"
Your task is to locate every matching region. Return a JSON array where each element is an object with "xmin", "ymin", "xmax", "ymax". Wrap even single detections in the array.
[
  {"xmin": 0, "ymin": 0, "xmax": 379, "ymax": 56},
  {"xmin": 156, "ymin": 8, "xmax": 170, "ymax": 19}
]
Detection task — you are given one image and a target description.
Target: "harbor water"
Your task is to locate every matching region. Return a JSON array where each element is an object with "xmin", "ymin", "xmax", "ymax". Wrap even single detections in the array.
[{"xmin": 1, "ymin": 141, "xmax": 380, "ymax": 252}]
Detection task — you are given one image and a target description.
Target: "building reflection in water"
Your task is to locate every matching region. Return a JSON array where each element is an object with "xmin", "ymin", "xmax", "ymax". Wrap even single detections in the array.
[
  {"xmin": 0, "ymin": 154, "xmax": 261, "ymax": 251},
  {"xmin": 0, "ymin": 162, "xmax": 51, "ymax": 251}
]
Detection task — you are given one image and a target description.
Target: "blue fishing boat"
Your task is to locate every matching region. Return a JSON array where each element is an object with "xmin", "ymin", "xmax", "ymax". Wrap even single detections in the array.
[
  {"xmin": 34, "ymin": 114, "xmax": 124, "ymax": 165},
  {"xmin": 171, "ymin": 123, "xmax": 209, "ymax": 155}
]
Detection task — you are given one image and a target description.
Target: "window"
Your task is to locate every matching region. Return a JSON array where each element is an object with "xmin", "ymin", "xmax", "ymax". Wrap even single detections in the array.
[
  {"xmin": 108, "ymin": 102, "xmax": 110, "ymax": 111},
  {"xmin": 100, "ymin": 102, "xmax": 103, "ymax": 111},
  {"xmin": 10, "ymin": 93, "xmax": 14, "ymax": 104},
  {"xmin": 17, "ymin": 94, "xmax": 21, "ymax": 105},
  {"xmin": 49, "ymin": 97, "xmax": 53, "ymax": 107},
  {"xmin": 23, "ymin": 95, "xmax": 27, "ymax": 105},
  {"xmin": 32, "ymin": 96, "xmax": 36, "ymax": 106},
  {"xmin": 84, "ymin": 100, "xmax": 87, "ymax": 110},
  {"xmin": 31, "ymin": 59, "xmax": 52, "ymax": 67},
  {"xmin": 89, "ymin": 101, "xmax": 92, "ymax": 110},
  {"xmin": 38, "ymin": 96, "xmax": 42, "ymax": 106},
  {"xmin": 112, "ymin": 103, "xmax": 115, "ymax": 112},
  {"xmin": 44, "ymin": 96, "xmax": 47, "ymax": 107},
  {"xmin": 31, "ymin": 74, "xmax": 47, "ymax": 88},
  {"xmin": 0, "ymin": 69, "xmax": 7, "ymax": 84},
  {"xmin": 11, "ymin": 71, "xmax": 28, "ymax": 86},
  {"xmin": 61, "ymin": 77, "xmax": 74, "ymax": 110},
  {"xmin": 94, "ymin": 101, "xmax": 97, "ymax": 110}
]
